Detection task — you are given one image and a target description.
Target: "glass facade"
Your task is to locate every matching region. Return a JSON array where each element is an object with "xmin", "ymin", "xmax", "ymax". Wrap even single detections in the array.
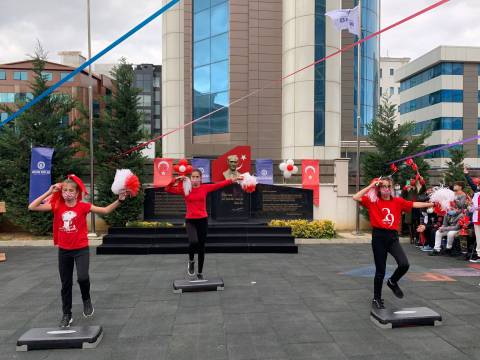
[
  {"xmin": 13, "ymin": 71, "xmax": 27, "ymax": 81},
  {"xmin": 399, "ymin": 89, "xmax": 463, "ymax": 114},
  {"xmin": 314, "ymin": 0, "xmax": 326, "ymax": 146},
  {"xmin": 0, "ymin": 71, "xmax": 5, "ymax": 80},
  {"xmin": 400, "ymin": 62, "xmax": 463, "ymax": 92},
  {"xmin": 354, "ymin": 0, "xmax": 380, "ymax": 136},
  {"xmin": 413, "ymin": 117, "xmax": 463, "ymax": 135},
  {"xmin": 134, "ymin": 64, "xmax": 162, "ymax": 135},
  {"xmin": 424, "ymin": 144, "xmax": 462, "ymax": 159},
  {"xmin": 192, "ymin": 0, "xmax": 229, "ymax": 136}
]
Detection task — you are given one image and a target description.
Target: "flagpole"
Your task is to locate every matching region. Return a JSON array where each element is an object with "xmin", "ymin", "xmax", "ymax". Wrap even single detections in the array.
[{"xmin": 355, "ymin": 0, "xmax": 362, "ymax": 235}]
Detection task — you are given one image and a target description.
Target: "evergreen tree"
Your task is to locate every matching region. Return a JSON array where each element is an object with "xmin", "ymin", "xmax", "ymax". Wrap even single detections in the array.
[
  {"xmin": 362, "ymin": 97, "xmax": 432, "ymax": 188},
  {"xmin": 92, "ymin": 58, "xmax": 146, "ymax": 226},
  {"xmin": 0, "ymin": 45, "xmax": 85, "ymax": 234},
  {"xmin": 443, "ymin": 147, "xmax": 465, "ymax": 186}
]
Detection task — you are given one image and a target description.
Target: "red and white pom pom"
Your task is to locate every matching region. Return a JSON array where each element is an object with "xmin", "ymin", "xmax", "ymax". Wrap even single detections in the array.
[
  {"xmin": 174, "ymin": 159, "xmax": 192, "ymax": 176},
  {"xmin": 240, "ymin": 172, "xmax": 257, "ymax": 193},
  {"xmin": 279, "ymin": 159, "xmax": 298, "ymax": 179},
  {"xmin": 111, "ymin": 169, "xmax": 141, "ymax": 197},
  {"xmin": 429, "ymin": 186, "xmax": 455, "ymax": 212},
  {"xmin": 366, "ymin": 178, "xmax": 380, "ymax": 203}
]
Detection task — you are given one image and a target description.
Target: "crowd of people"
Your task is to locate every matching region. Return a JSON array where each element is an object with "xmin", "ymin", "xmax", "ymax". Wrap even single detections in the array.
[{"xmin": 406, "ymin": 167, "xmax": 480, "ymax": 263}]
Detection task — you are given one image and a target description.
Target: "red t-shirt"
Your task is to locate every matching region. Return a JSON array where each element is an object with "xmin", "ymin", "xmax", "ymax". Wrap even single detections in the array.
[
  {"xmin": 165, "ymin": 179, "xmax": 233, "ymax": 219},
  {"xmin": 361, "ymin": 195, "xmax": 413, "ymax": 231},
  {"xmin": 52, "ymin": 201, "xmax": 92, "ymax": 250}
]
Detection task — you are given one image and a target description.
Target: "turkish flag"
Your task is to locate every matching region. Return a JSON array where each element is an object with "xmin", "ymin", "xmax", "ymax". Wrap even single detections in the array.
[
  {"xmin": 211, "ymin": 146, "xmax": 252, "ymax": 182},
  {"xmin": 154, "ymin": 158, "xmax": 173, "ymax": 187},
  {"xmin": 302, "ymin": 160, "xmax": 320, "ymax": 206}
]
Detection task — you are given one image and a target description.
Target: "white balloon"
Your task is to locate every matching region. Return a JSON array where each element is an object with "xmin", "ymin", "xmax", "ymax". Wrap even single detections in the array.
[
  {"xmin": 286, "ymin": 159, "xmax": 295, "ymax": 166},
  {"xmin": 292, "ymin": 166, "xmax": 298, "ymax": 174},
  {"xmin": 283, "ymin": 171, "xmax": 292, "ymax": 179},
  {"xmin": 279, "ymin": 162, "xmax": 286, "ymax": 171}
]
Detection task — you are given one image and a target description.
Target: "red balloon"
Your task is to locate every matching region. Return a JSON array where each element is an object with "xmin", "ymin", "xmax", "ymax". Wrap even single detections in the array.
[{"xmin": 287, "ymin": 164, "xmax": 294, "ymax": 172}]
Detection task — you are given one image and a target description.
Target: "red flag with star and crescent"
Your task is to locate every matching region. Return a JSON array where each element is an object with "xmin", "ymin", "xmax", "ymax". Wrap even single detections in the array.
[
  {"xmin": 302, "ymin": 160, "xmax": 320, "ymax": 206},
  {"xmin": 212, "ymin": 146, "xmax": 252, "ymax": 182},
  {"xmin": 154, "ymin": 158, "xmax": 173, "ymax": 187}
]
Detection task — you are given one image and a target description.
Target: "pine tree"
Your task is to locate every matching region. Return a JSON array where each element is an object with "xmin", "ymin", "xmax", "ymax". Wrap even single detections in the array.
[
  {"xmin": 0, "ymin": 45, "xmax": 85, "ymax": 234},
  {"xmin": 443, "ymin": 147, "xmax": 465, "ymax": 186},
  {"xmin": 92, "ymin": 58, "xmax": 146, "ymax": 226},
  {"xmin": 362, "ymin": 97, "xmax": 432, "ymax": 188}
]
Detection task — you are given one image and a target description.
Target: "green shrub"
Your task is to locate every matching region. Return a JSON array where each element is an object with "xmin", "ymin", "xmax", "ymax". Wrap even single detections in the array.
[
  {"xmin": 126, "ymin": 221, "xmax": 174, "ymax": 228},
  {"xmin": 268, "ymin": 219, "xmax": 336, "ymax": 239}
]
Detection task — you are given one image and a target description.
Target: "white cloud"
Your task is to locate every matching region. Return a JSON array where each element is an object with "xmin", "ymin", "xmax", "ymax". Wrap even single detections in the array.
[{"xmin": 380, "ymin": 0, "xmax": 480, "ymax": 59}]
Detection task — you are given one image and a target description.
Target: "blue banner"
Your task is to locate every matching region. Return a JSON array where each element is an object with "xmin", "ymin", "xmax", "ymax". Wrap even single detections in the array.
[
  {"xmin": 255, "ymin": 159, "xmax": 274, "ymax": 184},
  {"xmin": 29, "ymin": 147, "xmax": 54, "ymax": 203},
  {"xmin": 191, "ymin": 158, "xmax": 211, "ymax": 183}
]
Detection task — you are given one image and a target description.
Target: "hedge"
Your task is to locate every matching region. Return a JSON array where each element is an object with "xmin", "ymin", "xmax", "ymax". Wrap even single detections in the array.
[{"xmin": 268, "ymin": 219, "xmax": 336, "ymax": 239}]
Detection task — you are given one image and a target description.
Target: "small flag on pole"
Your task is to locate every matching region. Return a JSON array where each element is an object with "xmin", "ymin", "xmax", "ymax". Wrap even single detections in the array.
[{"xmin": 325, "ymin": 6, "xmax": 360, "ymax": 36}]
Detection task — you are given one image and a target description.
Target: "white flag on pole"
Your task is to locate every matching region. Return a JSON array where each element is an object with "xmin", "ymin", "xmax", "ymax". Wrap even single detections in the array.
[{"xmin": 325, "ymin": 6, "xmax": 360, "ymax": 36}]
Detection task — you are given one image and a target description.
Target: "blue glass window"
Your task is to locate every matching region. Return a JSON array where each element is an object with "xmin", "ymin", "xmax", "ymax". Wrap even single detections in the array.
[
  {"xmin": 0, "ymin": 93, "xmax": 15, "ymax": 103},
  {"xmin": 414, "ymin": 117, "xmax": 463, "ymax": 135},
  {"xmin": 354, "ymin": 0, "xmax": 379, "ymax": 136},
  {"xmin": 60, "ymin": 72, "xmax": 74, "ymax": 82},
  {"xmin": 314, "ymin": 0, "xmax": 326, "ymax": 146},
  {"xmin": 193, "ymin": 0, "xmax": 229, "ymax": 136},
  {"xmin": 41, "ymin": 72, "xmax": 53, "ymax": 81},
  {"xmin": 0, "ymin": 113, "xmax": 8, "ymax": 121},
  {"xmin": 400, "ymin": 90, "xmax": 463, "ymax": 114},
  {"xmin": 400, "ymin": 62, "xmax": 464, "ymax": 92},
  {"xmin": 0, "ymin": 71, "xmax": 5, "ymax": 80},
  {"xmin": 13, "ymin": 71, "xmax": 28, "ymax": 81},
  {"xmin": 425, "ymin": 144, "xmax": 462, "ymax": 159}
]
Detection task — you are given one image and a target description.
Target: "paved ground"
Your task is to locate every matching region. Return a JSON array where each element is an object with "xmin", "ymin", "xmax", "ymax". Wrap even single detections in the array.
[{"xmin": 1, "ymin": 244, "xmax": 480, "ymax": 360}]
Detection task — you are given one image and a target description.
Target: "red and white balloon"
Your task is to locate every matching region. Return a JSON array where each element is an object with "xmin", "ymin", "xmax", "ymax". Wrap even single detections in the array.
[
  {"xmin": 174, "ymin": 159, "xmax": 192, "ymax": 176},
  {"xmin": 279, "ymin": 159, "xmax": 298, "ymax": 179}
]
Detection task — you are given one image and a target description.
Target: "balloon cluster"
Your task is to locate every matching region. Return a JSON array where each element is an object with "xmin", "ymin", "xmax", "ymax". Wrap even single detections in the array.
[
  {"xmin": 279, "ymin": 159, "xmax": 298, "ymax": 179},
  {"xmin": 174, "ymin": 159, "xmax": 192, "ymax": 176}
]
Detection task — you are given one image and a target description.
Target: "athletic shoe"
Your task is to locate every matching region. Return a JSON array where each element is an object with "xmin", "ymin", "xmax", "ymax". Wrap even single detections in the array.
[
  {"xmin": 387, "ymin": 279, "xmax": 404, "ymax": 299},
  {"xmin": 421, "ymin": 245, "xmax": 434, "ymax": 252},
  {"xmin": 59, "ymin": 314, "xmax": 73, "ymax": 328},
  {"xmin": 372, "ymin": 298, "xmax": 385, "ymax": 310},
  {"xmin": 83, "ymin": 299, "xmax": 94, "ymax": 317},
  {"xmin": 188, "ymin": 261, "xmax": 195, "ymax": 276},
  {"xmin": 429, "ymin": 250, "xmax": 441, "ymax": 256},
  {"xmin": 470, "ymin": 254, "xmax": 480, "ymax": 263},
  {"xmin": 197, "ymin": 273, "xmax": 204, "ymax": 280}
]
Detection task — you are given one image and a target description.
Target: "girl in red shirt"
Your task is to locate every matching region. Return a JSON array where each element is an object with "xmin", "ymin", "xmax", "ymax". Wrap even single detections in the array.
[
  {"xmin": 353, "ymin": 178, "xmax": 433, "ymax": 310},
  {"xmin": 165, "ymin": 169, "xmax": 241, "ymax": 279},
  {"xmin": 29, "ymin": 174, "xmax": 126, "ymax": 328}
]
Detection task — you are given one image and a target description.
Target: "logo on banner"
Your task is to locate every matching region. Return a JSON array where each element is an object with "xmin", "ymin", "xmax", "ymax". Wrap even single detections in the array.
[
  {"xmin": 37, "ymin": 161, "xmax": 45, "ymax": 170},
  {"xmin": 260, "ymin": 169, "xmax": 268, "ymax": 177},
  {"xmin": 304, "ymin": 165, "xmax": 316, "ymax": 180},
  {"xmin": 157, "ymin": 160, "xmax": 170, "ymax": 176}
]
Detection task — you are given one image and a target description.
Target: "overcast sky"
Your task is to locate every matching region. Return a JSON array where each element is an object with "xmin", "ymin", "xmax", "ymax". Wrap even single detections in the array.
[{"xmin": 0, "ymin": 0, "xmax": 477, "ymax": 67}]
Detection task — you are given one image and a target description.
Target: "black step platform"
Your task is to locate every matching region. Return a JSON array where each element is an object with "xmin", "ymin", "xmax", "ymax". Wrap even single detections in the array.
[
  {"xmin": 96, "ymin": 224, "xmax": 297, "ymax": 255},
  {"xmin": 370, "ymin": 307, "xmax": 442, "ymax": 329},
  {"xmin": 16, "ymin": 326, "xmax": 103, "ymax": 351},
  {"xmin": 173, "ymin": 278, "xmax": 224, "ymax": 293}
]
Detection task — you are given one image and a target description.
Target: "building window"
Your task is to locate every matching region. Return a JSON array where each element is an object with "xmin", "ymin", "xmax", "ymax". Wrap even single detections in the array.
[
  {"xmin": 389, "ymin": 68, "xmax": 394, "ymax": 76},
  {"xmin": 399, "ymin": 90, "xmax": 463, "ymax": 114},
  {"xmin": 390, "ymin": 87, "xmax": 394, "ymax": 96},
  {"xmin": 0, "ymin": 70, "xmax": 5, "ymax": 80},
  {"xmin": 379, "ymin": 87, "xmax": 382, "ymax": 95},
  {"xmin": 192, "ymin": 0, "xmax": 230, "ymax": 136},
  {"xmin": 354, "ymin": 0, "xmax": 379, "ymax": 136},
  {"xmin": 60, "ymin": 72, "xmax": 74, "ymax": 82},
  {"xmin": 425, "ymin": 144, "xmax": 462, "ymax": 159},
  {"xmin": 0, "ymin": 113, "xmax": 8, "ymax": 121},
  {"xmin": 414, "ymin": 117, "xmax": 463, "ymax": 135},
  {"xmin": 380, "ymin": 68, "xmax": 382, "ymax": 78},
  {"xmin": 137, "ymin": 94, "xmax": 152, "ymax": 107},
  {"xmin": 400, "ymin": 62, "xmax": 463, "ymax": 92},
  {"xmin": 41, "ymin": 72, "xmax": 53, "ymax": 81},
  {"xmin": 13, "ymin": 71, "xmax": 28, "ymax": 81},
  {"xmin": 314, "ymin": 0, "xmax": 326, "ymax": 146}
]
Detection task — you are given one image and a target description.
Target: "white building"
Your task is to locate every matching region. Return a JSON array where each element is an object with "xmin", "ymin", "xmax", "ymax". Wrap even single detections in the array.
[
  {"xmin": 396, "ymin": 46, "xmax": 480, "ymax": 169},
  {"xmin": 380, "ymin": 57, "xmax": 410, "ymax": 121}
]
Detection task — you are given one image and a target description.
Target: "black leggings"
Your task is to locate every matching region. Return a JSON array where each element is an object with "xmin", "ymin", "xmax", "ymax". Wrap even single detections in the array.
[
  {"xmin": 58, "ymin": 247, "xmax": 91, "ymax": 315},
  {"xmin": 185, "ymin": 218, "xmax": 208, "ymax": 273},
  {"xmin": 371, "ymin": 228, "xmax": 410, "ymax": 299}
]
